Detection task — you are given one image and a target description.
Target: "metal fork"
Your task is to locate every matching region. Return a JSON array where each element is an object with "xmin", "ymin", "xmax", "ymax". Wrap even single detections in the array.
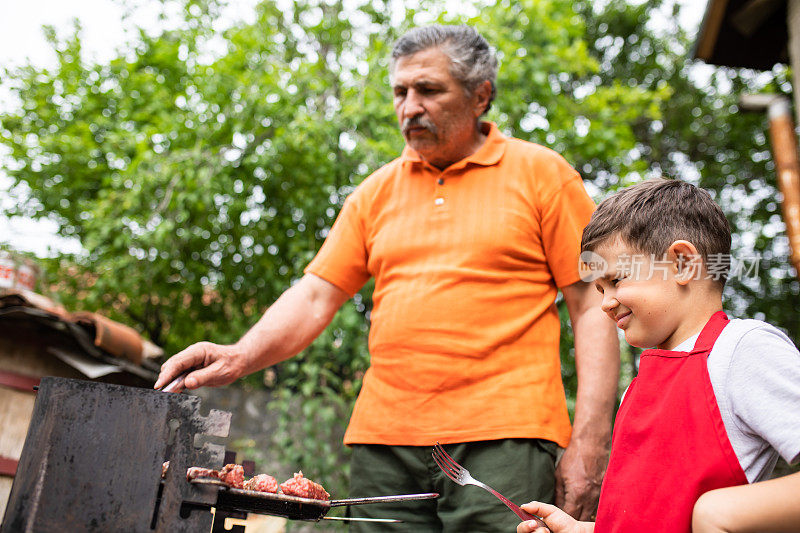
[{"xmin": 432, "ymin": 443, "xmax": 549, "ymax": 530}]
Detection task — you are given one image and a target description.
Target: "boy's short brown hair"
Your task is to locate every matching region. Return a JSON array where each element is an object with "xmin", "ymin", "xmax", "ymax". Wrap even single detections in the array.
[{"xmin": 581, "ymin": 178, "xmax": 732, "ymax": 285}]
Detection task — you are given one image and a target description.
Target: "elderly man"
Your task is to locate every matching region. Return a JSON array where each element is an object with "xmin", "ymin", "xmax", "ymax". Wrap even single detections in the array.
[{"xmin": 156, "ymin": 25, "xmax": 619, "ymax": 531}]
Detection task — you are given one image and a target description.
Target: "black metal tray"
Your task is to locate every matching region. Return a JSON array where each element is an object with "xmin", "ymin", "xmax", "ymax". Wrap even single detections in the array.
[{"xmin": 191, "ymin": 478, "xmax": 438, "ymax": 521}]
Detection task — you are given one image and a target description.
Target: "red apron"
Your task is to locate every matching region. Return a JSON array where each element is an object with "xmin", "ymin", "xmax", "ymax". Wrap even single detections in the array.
[{"xmin": 595, "ymin": 311, "xmax": 748, "ymax": 533}]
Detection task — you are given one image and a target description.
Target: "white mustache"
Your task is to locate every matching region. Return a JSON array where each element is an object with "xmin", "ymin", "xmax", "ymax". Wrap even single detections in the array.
[{"xmin": 402, "ymin": 117, "xmax": 438, "ymax": 135}]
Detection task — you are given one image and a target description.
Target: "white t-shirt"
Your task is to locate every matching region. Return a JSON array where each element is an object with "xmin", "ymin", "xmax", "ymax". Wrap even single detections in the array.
[{"xmin": 672, "ymin": 318, "xmax": 800, "ymax": 482}]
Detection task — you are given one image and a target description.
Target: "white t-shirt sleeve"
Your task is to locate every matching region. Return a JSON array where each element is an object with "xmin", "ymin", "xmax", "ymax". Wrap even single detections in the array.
[{"xmin": 725, "ymin": 322, "xmax": 800, "ymax": 470}]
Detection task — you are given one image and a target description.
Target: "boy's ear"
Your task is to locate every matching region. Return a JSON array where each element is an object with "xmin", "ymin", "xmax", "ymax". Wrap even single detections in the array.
[{"xmin": 668, "ymin": 240, "xmax": 702, "ymax": 285}]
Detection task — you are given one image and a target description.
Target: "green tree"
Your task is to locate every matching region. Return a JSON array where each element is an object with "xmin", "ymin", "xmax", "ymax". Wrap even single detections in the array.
[
  {"xmin": 575, "ymin": 0, "xmax": 800, "ymax": 477},
  {"xmin": 576, "ymin": 0, "xmax": 799, "ymax": 345},
  {"xmin": 1, "ymin": 0, "xmax": 394, "ymax": 498},
  {"xmin": 3, "ymin": 0, "xmax": 797, "ymax": 509}
]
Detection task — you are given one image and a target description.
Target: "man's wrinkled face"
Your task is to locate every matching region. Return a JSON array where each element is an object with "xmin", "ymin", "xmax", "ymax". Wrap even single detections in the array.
[{"xmin": 392, "ymin": 47, "xmax": 480, "ymax": 168}]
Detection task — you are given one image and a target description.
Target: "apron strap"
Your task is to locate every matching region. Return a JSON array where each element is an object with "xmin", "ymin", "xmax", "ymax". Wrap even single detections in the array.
[{"xmin": 691, "ymin": 311, "xmax": 729, "ymax": 353}]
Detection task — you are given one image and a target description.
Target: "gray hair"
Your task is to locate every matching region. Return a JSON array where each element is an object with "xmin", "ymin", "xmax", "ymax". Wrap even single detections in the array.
[{"xmin": 390, "ymin": 25, "xmax": 498, "ymax": 115}]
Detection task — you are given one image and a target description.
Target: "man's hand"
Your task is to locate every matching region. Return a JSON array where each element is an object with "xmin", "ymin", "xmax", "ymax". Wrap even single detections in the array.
[
  {"xmin": 554, "ymin": 438, "xmax": 608, "ymax": 520},
  {"xmin": 154, "ymin": 341, "xmax": 247, "ymax": 390},
  {"xmin": 559, "ymin": 281, "xmax": 619, "ymax": 520},
  {"xmin": 153, "ymin": 274, "xmax": 350, "ymax": 392},
  {"xmin": 517, "ymin": 501, "xmax": 594, "ymax": 533}
]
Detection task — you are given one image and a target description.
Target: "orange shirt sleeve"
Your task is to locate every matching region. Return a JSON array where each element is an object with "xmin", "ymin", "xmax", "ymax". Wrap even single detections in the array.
[
  {"xmin": 304, "ymin": 194, "xmax": 372, "ymax": 296},
  {"xmin": 538, "ymin": 155, "xmax": 596, "ymax": 288}
]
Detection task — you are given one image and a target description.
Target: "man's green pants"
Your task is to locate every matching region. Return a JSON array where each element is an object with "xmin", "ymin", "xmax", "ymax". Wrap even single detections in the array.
[{"xmin": 347, "ymin": 439, "xmax": 557, "ymax": 532}]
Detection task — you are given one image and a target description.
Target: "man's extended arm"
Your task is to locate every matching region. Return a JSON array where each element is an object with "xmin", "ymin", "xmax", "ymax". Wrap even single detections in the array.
[
  {"xmin": 154, "ymin": 273, "xmax": 350, "ymax": 390},
  {"xmin": 558, "ymin": 280, "xmax": 620, "ymax": 520}
]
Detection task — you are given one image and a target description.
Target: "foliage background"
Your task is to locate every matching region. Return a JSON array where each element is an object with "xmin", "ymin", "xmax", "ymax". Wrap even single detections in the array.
[{"xmin": 2, "ymin": 0, "xmax": 798, "ymax": 521}]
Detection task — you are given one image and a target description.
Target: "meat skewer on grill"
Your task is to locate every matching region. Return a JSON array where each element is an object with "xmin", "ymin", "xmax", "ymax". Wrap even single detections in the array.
[
  {"xmin": 179, "ymin": 463, "xmax": 330, "ymax": 500},
  {"xmin": 243, "ymin": 474, "xmax": 279, "ymax": 493},
  {"xmin": 279, "ymin": 471, "xmax": 330, "ymax": 500},
  {"xmin": 218, "ymin": 463, "xmax": 245, "ymax": 489},
  {"xmin": 183, "ymin": 463, "xmax": 437, "ymax": 522}
]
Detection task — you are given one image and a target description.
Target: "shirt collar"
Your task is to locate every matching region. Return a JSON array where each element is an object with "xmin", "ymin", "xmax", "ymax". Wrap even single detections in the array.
[{"xmin": 400, "ymin": 121, "xmax": 506, "ymax": 171}]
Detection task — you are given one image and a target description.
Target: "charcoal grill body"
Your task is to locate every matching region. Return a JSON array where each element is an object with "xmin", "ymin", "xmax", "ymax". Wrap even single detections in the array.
[{"xmin": 1, "ymin": 377, "xmax": 230, "ymax": 532}]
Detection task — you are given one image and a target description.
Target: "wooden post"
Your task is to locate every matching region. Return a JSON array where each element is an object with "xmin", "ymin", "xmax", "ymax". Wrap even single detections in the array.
[
  {"xmin": 740, "ymin": 94, "xmax": 800, "ymax": 279},
  {"xmin": 767, "ymin": 100, "xmax": 800, "ymax": 278},
  {"xmin": 788, "ymin": 0, "xmax": 800, "ymax": 127}
]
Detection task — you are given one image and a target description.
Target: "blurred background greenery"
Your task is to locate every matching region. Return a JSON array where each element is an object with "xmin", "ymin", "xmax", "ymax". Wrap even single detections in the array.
[{"xmin": 1, "ymin": 0, "xmax": 797, "ymax": 521}]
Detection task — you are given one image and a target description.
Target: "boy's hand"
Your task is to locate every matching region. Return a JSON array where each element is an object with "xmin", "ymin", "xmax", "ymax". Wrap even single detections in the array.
[{"xmin": 516, "ymin": 502, "xmax": 594, "ymax": 533}]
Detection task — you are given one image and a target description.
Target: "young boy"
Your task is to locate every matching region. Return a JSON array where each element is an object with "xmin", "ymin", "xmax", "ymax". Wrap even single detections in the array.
[{"xmin": 518, "ymin": 178, "xmax": 800, "ymax": 533}]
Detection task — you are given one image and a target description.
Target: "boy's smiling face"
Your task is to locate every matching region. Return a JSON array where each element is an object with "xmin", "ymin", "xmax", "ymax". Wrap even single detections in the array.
[{"xmin": 591, "ymin": 238, "xmax": 694, "ymax": 350}]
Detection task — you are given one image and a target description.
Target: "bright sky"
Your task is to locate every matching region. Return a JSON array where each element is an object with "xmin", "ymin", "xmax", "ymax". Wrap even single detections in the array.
[
  {"xmin": 0, "ymin": 0, "xmax": 258, "ymax": 256},
  {"xmin": 0, "ymin": 0, "xmax": 708, "ymax": 257}
]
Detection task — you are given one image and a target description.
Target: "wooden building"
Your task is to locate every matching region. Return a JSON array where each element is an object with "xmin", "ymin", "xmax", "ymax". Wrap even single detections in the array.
[
  {"xmin": 694, "ymin": 0, "xmax": 800, "ymax": 124},
  {"xmin": 0, "ymin": 287, "xmax": 161, "ymax": 518}
]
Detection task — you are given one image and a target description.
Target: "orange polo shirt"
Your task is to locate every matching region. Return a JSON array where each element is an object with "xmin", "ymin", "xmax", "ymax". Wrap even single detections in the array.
[{"xmin": 305, "ymin": 122, "xmax": 595, "ymax": 447}]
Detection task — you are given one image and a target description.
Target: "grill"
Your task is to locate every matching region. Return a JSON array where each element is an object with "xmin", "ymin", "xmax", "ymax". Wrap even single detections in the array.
[
  {"xmin": 2, "ymin": 377, "xmax": 229, "ymax": 532},
  {"xmin": 1, "ymin": 377, "xmax": 437, "ymax": 531}
]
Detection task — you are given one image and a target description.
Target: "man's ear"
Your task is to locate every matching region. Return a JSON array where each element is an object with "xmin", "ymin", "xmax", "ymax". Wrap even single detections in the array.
[
  {"xmin": 472, "ymin": 80, "xmax": 492, "ymax": 117},
  {"xmin": 668, "ymin": 240, "xmax": 702, "ymax": 285}
]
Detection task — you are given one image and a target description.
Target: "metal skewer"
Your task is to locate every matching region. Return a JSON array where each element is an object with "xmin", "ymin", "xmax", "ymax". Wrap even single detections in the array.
[
  {"xmin": 158, "ymin": 369, "xmax": 192, "ymax": 393},
  {"xmin": 322, "ymin": 516, "xmax": 403, "ymax": 523}
]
